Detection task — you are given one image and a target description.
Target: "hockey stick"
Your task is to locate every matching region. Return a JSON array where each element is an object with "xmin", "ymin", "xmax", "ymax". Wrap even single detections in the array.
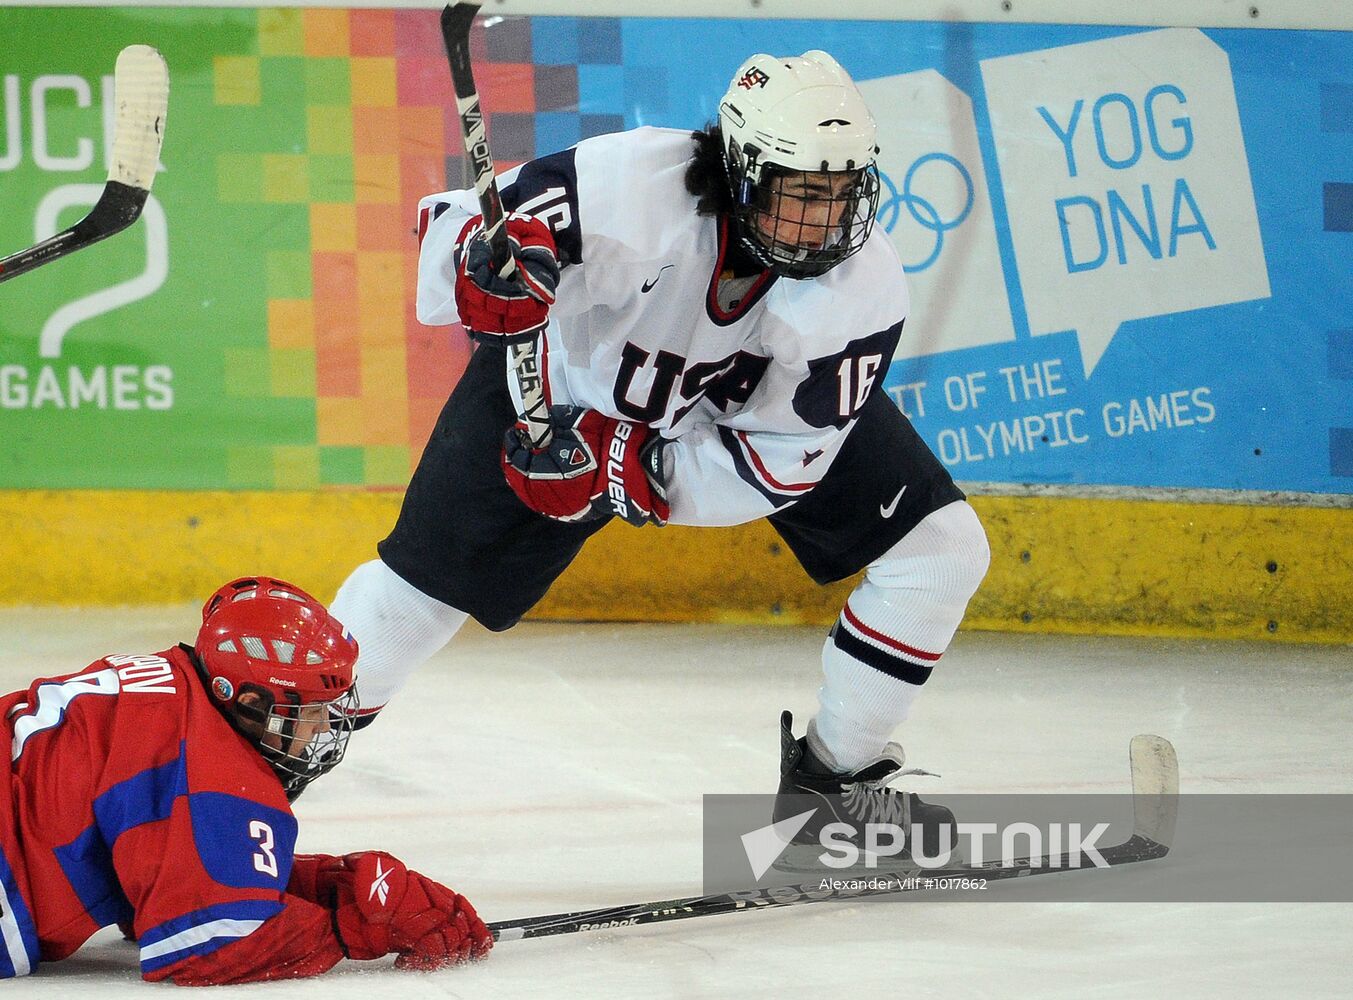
[
  {"xmin": 440, "ymin": 2, "xmax": 552, "ymax": 449},
  {"xmin": 488, "ymin": 735, "xmax": 1178, "ymax": 941},
  {"xmin": 0, "ymin": 45, "xmax": 168, "ymax": 284}
]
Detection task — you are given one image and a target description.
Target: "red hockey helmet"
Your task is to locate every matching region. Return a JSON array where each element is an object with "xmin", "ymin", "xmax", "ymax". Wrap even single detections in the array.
[{"xmin": 196, "ymin": 577, "xmax": 359, "ymax": 800}]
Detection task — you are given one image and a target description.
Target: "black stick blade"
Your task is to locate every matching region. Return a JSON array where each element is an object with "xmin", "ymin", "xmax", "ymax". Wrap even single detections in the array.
[
  {"xmin": 441, "ymin": 4, "xmax": 483, "ymax": 97},
  {"xmin": 442, "ymin": 2, "xmax": 480, "ymax": 37}
]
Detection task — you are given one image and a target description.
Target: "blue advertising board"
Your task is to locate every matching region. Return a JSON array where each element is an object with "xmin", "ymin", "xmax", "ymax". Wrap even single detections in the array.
[{"xmin": 585, "ymin": 19, "xmax": 1353, "ymax": 494}]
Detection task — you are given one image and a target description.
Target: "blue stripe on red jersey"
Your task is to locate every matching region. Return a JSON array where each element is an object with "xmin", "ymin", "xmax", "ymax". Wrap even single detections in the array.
[
  {"xmin": 54, "ymin": 743, "xmax": 189, "ymax": 929},
  {"xmin": 52, "ymin": 825, "xmax": 133, "ymax": 930},
  {"xmin": 0, "ymin": 843, "xmax": 40, "ymax": 978},
  {"xmin": 138, "ymin": 899, "xmax": 283, "ymax": 974},
  {"xmin": 93, "ymin": 743, "xmax": 188, "ymax": 840}
]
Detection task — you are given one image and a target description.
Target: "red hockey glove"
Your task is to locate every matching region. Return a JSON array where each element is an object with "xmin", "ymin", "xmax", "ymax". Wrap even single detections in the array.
[
  {"xmin": 502, "ymin": 406, "xmax": 669, "ymax": 527},
  {"xmin": 287, "ymin": 852, "xmax": 345, "ymax": 904},
  {"xmin": 312, "ymin": 852, "xmax": 492, "ymax": 970},
  {"xmin": 454, "ymin": 213, "xmax": 559, "ymax": 342}
]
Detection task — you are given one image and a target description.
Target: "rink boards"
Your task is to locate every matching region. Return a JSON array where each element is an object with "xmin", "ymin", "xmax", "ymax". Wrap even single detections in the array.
[{"xmin": 2, "ymin": 488, "xmax": 1348, "ymax": 643}]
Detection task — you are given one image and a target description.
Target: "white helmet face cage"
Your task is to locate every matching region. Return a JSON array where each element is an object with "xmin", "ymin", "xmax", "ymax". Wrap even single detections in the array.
[{"xmin": 719, "ymin": 50, "xmax": 880, "ymax": 278}]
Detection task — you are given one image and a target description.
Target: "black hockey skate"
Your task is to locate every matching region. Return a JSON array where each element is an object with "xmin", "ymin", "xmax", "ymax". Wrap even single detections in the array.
[{"xmin": 771, "ymin": 710, "xmax": 956, "ymax": 874}]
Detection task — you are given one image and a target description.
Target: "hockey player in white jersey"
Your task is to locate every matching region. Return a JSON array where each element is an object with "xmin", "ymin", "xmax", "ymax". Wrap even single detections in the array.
[{"xmin": 332, "ymin": 51, "xmax": 990, "ymax": 847}]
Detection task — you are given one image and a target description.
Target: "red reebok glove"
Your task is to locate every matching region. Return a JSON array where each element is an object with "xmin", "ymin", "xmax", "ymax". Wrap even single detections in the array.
[
  {"xmin": 454, "ymin": 213, "xmax": 560, "ymax": 342},
  {"xmin": 310, "ymin": 851, "xmax": 492, "ymax": 970},
  {"xmin": 502, "ymin": 405, "xmax": 670, "ymax": 527}
]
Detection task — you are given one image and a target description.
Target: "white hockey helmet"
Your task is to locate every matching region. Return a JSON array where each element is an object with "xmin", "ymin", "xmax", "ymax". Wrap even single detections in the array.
[{"xmin": 718, "ymin": 51, "xmax": 881, "ymax": 277}]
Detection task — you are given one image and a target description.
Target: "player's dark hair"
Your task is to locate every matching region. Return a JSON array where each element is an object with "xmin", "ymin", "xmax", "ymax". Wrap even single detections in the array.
[{"xmin": 685, "ymin": 123, "xmax": 734, "ymax": 218}]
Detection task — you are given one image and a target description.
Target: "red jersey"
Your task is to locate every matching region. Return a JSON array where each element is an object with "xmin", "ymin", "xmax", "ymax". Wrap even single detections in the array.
[{"xmin": 0, "ymin": 645, "xmax": 344, "ymax": 984}]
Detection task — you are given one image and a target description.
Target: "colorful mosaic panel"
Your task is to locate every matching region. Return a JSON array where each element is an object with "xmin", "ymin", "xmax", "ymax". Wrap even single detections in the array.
[{"xmin": 208, "ymin": 11, "xmax": 629, "ymax": 487}]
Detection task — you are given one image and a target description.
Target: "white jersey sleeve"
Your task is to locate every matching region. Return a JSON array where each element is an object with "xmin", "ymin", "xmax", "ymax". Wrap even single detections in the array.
[
  {"xmin": 414, "ymin": 188, "xmax": 478, "ymax": 327},
  {"xmin": 414, "ymin": 145, "xmax": 596, "ymax": 326}
]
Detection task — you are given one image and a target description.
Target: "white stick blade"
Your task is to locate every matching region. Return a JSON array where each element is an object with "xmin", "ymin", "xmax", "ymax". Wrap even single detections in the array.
[
  {"xmin": 109, "ymin": 44, "xmax": 169, "ymax": 191},
  {"xmin": 1128, "ymin": 734, "xmax": 1179, "ymax": 849}
]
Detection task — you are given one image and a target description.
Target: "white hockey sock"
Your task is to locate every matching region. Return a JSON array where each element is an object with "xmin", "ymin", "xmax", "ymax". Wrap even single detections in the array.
[
  {"xmin": 808, "ymin": 658, "xmax": 922, "ymax": 773},
  {"xmin": 329, "ymin": 559, "xmax": 469, "ymax": 717},
  {"xmin": 811, "ymin": 500, "xmax": 990, "ymax": 771}
]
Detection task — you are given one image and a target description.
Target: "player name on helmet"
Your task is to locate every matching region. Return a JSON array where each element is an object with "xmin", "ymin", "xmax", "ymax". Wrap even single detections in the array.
[{"xmin": 606, "ymin": 420, "xmax": 634, "ymax": 518}]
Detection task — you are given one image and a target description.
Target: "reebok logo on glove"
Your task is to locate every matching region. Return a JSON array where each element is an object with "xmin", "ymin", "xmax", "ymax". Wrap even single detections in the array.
[
  {"xmin": 368, "ymin": 857, "xmax": 393, "ymax": 906},
  {"xmin": 294, "ymin": 850, "xmax": 493, "ymax": 970}
]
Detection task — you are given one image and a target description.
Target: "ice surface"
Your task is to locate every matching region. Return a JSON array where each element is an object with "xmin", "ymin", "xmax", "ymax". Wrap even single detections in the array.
[{"xmin": 2, "ymin": 607, "xmax": 1349, "ymax": 998}]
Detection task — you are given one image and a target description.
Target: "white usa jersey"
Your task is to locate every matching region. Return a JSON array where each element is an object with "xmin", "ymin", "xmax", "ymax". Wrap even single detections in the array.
[{"xmin": 416, "ymin": 127, "xmax": 909, "ymax": 527}]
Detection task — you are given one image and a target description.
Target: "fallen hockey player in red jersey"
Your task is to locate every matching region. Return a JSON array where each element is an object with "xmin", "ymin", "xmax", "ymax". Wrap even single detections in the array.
[{"xmin": 0, "ymin": 576, "xmax": 491, "ymax": 985}]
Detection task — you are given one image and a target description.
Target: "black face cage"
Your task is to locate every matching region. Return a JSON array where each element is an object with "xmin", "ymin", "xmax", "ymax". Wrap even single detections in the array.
[
  {"xmin": 733, "ymin": 163, "xmax": 881, "ymax": 279},
  {"xmin": 255, "ymin": 687, "xmax": 360, "ymax": 802}
]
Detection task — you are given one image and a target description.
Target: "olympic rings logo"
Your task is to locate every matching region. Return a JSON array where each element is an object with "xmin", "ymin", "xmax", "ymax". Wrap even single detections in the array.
[{"xmin": 875, "ymin": 153, "xmax": 975, "ymax": 273}]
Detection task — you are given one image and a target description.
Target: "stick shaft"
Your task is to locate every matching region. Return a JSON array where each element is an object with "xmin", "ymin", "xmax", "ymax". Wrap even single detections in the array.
[
  {"xmin": 490, "ymin": 735, "xmax": 1178, "ymax": 941},
  {"xmin": 440, "ymin": 3, "xmax": 550, "ymax": 446},
  {"xmin": 487, "ymin": 832, "xmax": 1167, "ymax": 941}
]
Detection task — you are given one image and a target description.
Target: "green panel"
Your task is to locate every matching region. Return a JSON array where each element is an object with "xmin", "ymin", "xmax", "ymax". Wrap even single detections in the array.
[
  {"xmin": 266, "ymin": 251, "xmax": 313, "ymax": 299},
  {"xmin": 218, "ymin": 153, "xmax": 265, "ymax": 202},
  {"xmin": 271, "ymin": 349, "xmax": 318, "ymax": 397},
  {"xmin": 364, "ymin": 445, "xmax": 411, "ymax": 486},
  {"xmin": 309, "ymin": 155, "xmax": 356, "ymax": 202},
  {"xmin": 306, "ymin": 58, "xmax": 352, "ymax": 106},
  {"xmin": 263, "ymin": 154, "xmax": 311, "ymax": 202},
  {"xmin": 258, "ymin": 10, "xmax": 303, "ymax": 56},
  {"xmin": 225, "ymin": 349, "xmax": 272, "ymax": 398},
  {"xmin": 227, "ymin": 445, "xmax": 276, "ymax": 488},
  {"xmin": 274, "ymin": 445, "xmax": 321, "ymax": 488},
  {"xmin": 0, "ymin": 9, "xmax": 270, "ymax": 488},
  {"xmin": 320, "ymin": 446, "xmax": 366, "ymax": 485},
  {"xmin": 0, "ymin": 9, "xmax": 418, "ymax": 489},
  {"xmin": 308, "ymin": 105, "xmax": 355, "ymax": 155}
]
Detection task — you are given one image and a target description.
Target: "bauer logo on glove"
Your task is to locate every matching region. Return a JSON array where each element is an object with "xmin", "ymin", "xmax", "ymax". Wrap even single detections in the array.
[
  {"xmin": 502, "ymin": 405, "xmax": 670, "ymax": 527},
  {"xmin": 454, "ymin": 212, "xmax": 560, "ymax": 342}
]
